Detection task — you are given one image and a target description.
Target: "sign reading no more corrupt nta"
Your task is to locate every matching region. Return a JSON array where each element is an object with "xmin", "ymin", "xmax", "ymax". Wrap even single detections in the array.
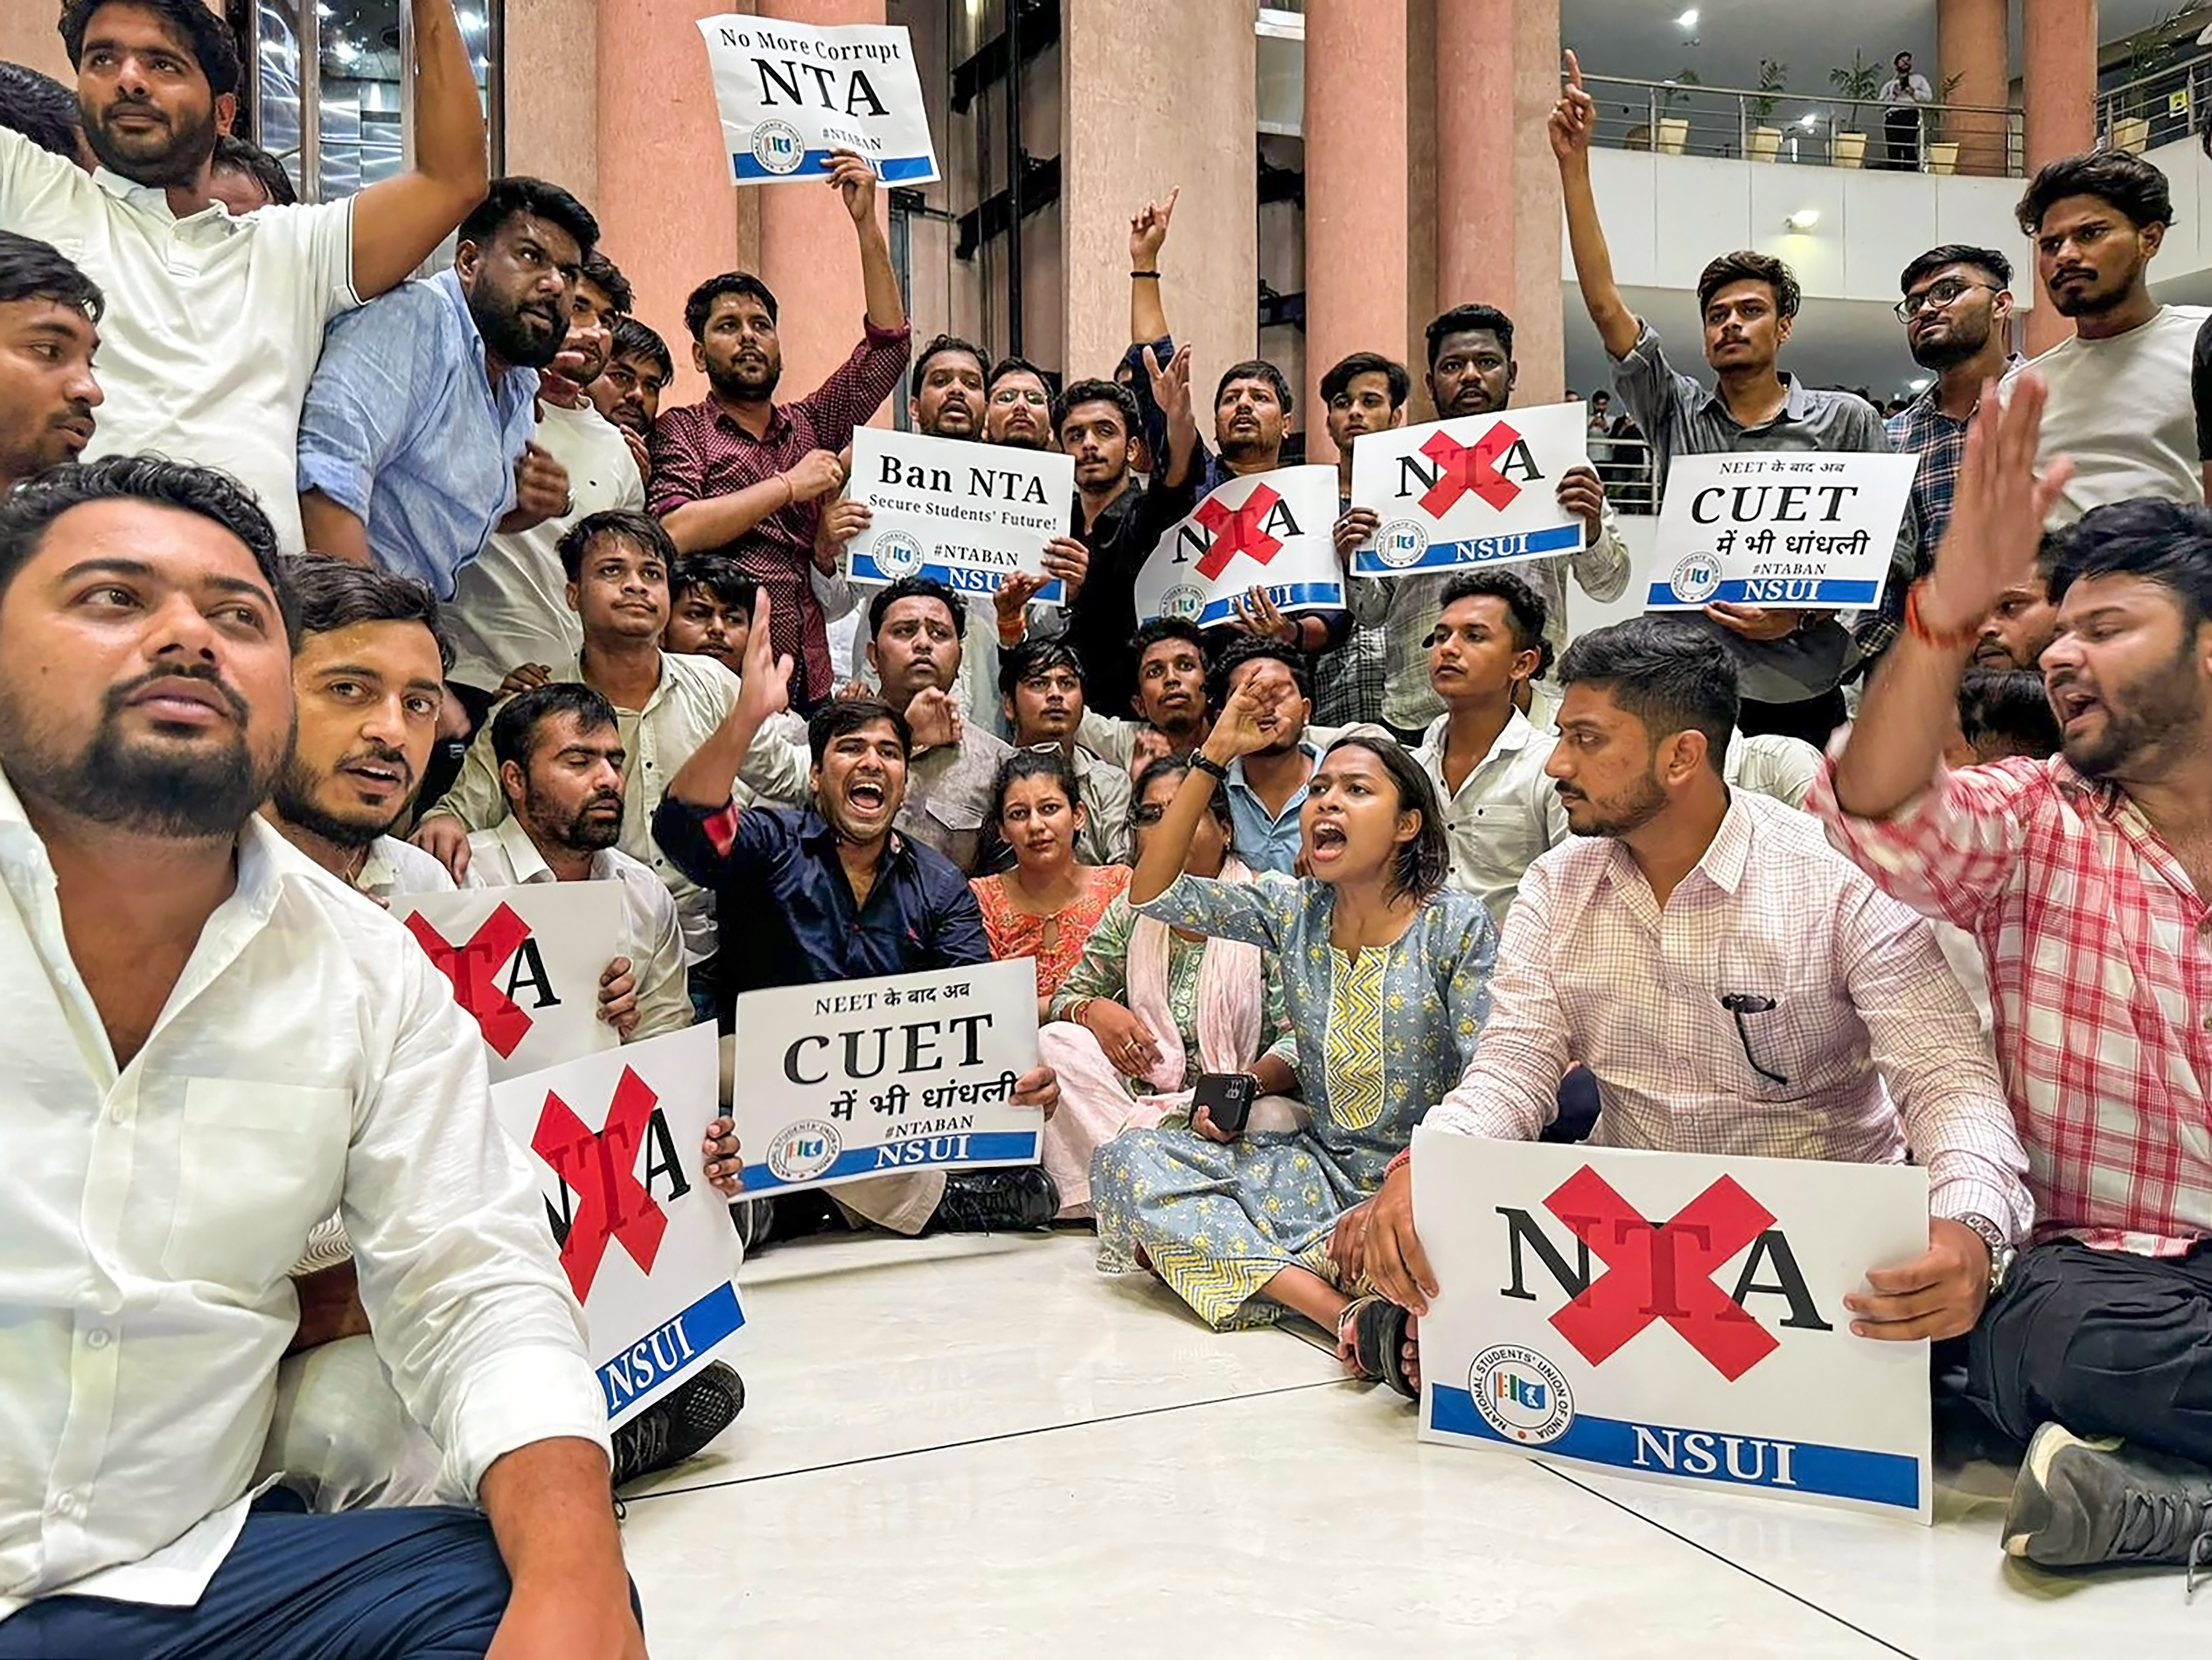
[{"xmin": 698, "ymin": 16, "xmax": 941, "ymax": 186}]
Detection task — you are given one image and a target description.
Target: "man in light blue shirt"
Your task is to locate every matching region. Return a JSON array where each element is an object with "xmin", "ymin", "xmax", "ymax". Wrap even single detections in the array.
[
  {"xmin": 1212, "ymin": 639, "xmax": 1319, "ymax": 876},
  {"xmin": 297, "ymin": 175, "xmax": 598, "ymax": 598}
]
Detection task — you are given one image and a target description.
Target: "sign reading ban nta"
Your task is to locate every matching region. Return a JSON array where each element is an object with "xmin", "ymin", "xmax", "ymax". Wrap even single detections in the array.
[{"xmin": 697, "ymin": 16, "xmax": 941, "ymax": 186}]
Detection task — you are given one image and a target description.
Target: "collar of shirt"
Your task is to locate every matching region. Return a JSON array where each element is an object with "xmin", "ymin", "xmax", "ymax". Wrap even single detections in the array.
[
  {"xmin": 1419, "ymin": 709, "xmax": 1539, "ymax": 780},
  {"xmin": 1601, "ymin": 788, "xmax": 1753, "ymax": 905},
  {"xmin": 796, "ymin": 805, "xmax": 912, "ymax": 872},
  {"xmin": 490, "ymin": 815, "xmax": 561, "ymax": 884},
  {"xmin": 1225, "ymin": 740, "xmax": 1320, "ymax": 802},
  {"xmin": 708, "ymin": 394, "xmax": 793, "ymax": 447},
  {"xmin": 1896, "ymin": 356, "xmax": 2024, "ymax": 429},
  {"xmin": 426, "ymin": 266, "xmax": 528, "ymax": 403},
  {"xmin": 1699, "ymin": 372, "xmax": 1813, "ymax": 431}
]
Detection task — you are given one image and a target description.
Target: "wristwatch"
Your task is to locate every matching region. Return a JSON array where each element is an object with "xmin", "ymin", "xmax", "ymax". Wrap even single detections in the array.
[{"xmin": 1959, "ymin": 1213, "xmax": 2015, "ymax": 1297}]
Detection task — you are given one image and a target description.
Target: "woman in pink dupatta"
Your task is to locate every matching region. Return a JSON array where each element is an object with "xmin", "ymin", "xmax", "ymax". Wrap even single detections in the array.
[{"xmin": 1037, "ymin": 759, "xmax": 1296, "ymax": 1219}]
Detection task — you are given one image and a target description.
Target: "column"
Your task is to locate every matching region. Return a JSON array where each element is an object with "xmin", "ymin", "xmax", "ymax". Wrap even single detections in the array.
[
  {"xmin": 595, "ymin": 0, "xmax": 759, "ymax": 398},
  {"xmin": 1062, "ymin": 0, "xmax": 1256, "ymax": 402},
  {"xmin": 0, "ymin": 10, "xmax": 72, "ymax": 78},
  {"xmin": 505, "ymin": 0, "xmax": 600, "ymax": 210},
  {"xmin": 1302, "ymin": 0, "xmax": 1410, "ymax": 463},
  {"xmin": 2021, "ymin": 0, "xmax": 2097, "ymax": 354},
  {"xmin": 1433, "ymin": 0, "xmax": 1564, "ymax": 405},
  {"xmin": 1938, "ymin": 0, "xmax": 2011, "ymax": 178}
]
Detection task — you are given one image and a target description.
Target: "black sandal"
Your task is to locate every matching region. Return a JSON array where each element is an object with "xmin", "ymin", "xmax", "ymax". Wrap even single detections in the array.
[{"xmin": 1341, "ymin": 1295, "xmax": 1418, "ymax": 1400}]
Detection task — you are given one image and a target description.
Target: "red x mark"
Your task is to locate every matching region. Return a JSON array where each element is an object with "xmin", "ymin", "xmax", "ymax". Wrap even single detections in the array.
[
  {"xmin": 532, "ymin": 1066, "xmax": 668, "ymax": 1302},
  {"xmin": 1418, "ymin": 422, "xmax": 1524, "ymax": 518},
  {"xmin": 404, "ymin": 903, "xmax": 536, "ymax": 1058},
  {"xmin": 1193, "ymin": 483, "xmax": 1284, "ymax": 580},
  {"xmin": 1543, "ymin": 1167, "xmax": 1780, "ymax": 1383}
]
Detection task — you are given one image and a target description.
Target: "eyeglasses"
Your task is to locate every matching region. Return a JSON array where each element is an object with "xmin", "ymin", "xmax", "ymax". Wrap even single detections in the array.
[
  {"xmin": 1894, "ymin": 279, "xmax": 1996, "ymax": 323},
  {"xmin": 991, "ymin": 387, "xmax": 1049, "ymax": 407},
  {"xmin": 1720, "ymin": 992, "xmax": 1788, "ymax": 1085}
]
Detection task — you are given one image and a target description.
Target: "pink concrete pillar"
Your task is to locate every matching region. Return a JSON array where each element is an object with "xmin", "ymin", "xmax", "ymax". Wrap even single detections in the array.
[
  {"xmin": 1434, "ymin": 0, "xmax": 1564, "ymax": 404},
  {"xmin": 1303, "ymin": 0, "xmax": 1410, "ymax": 462},
  {"xmin": 0, "ymin": 9, "xmax": 72, "ymax": 79},
  {"xmin": 505, "ymin": 0, "xmax": 600, "ymax": 211},
  {"xmin": 1939, "ymin": 0, "xmax": 2012, "ymax": 177},
  {"xmin": 2022, "ymin": 0, "xmax": 2097, "ymax": 353}
]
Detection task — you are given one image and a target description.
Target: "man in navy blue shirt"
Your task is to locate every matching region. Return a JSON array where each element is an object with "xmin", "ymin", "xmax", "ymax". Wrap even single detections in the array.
[{"xmin": 654, "ymin": 593, "xmax": 1060, "ymax": 1238}]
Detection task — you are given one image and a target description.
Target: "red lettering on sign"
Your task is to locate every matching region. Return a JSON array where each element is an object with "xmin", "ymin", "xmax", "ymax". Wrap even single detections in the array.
[
  {"xmin": 532, "ymin": 1066, "xmax": 669, "ymax": 1302},
  {"xmin": 1193, "ymin": 483, "xmax": 1284, "ymax": 580},
  {"xmin": 403, "ymin": 903, "xmax": 535, "ymax": 1057},
  {"xmin": 1418, "ymin": 422, "xmax": 1524, "ymax": 518}
]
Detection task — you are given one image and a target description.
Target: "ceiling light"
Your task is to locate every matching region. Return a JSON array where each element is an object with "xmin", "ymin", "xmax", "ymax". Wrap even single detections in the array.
[
  {"xmin": 1909, "ymin": 377, "xmax": 1932, "ymax": 392},
  {"xmin": 1677, "ymin": 9, "xmax": 1699, "ymax": 25},
  {"xmin": 1783, "ymin": 209, "xmax": 1820, "ymax": 231}
]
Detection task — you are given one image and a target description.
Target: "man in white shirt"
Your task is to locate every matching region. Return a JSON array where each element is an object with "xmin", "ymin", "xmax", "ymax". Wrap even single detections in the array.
[
  {"xmin": 1349, "ymin": 618, "xmax": 2031, "ymax": 1400},
  {"xmin": 2006, "ymin": 151, "xmax": 2207, "ymax": 524},
  {"xmin": 1878, "ymin": 50, "xmax": 1934, "ymax": 170},
  {"xmin": 0, "ymin": 232, "xmax": 103, "ymax": 494},
  {"xmin": 1413, "ymin": 570, "xmax": 1566, "ymax": 929},
  {"xmin": 0, "ymin": 456, "xmax": 639, "ymax": 1652},
  {"xmin": 5, "ymin": 0, "xmax": 491, "ymax": 551}
]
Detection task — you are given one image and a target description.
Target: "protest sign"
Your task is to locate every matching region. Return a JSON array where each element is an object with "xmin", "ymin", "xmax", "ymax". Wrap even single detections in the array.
[
  {"xmin": 490, "ymin": 1025, "xmax": 744, "ymax": 1430},
  {"xmin": 1412, "ymin": 1128, "xmax": 1934, "ymax": 1521},
  {"xmin": 1135, "ymin": 464, "xmax": 1343, "ymax": 629},
  {"xmin": 846, "ymin": 428, "xmax": 1076, "ymax": 604},
  {"xmin": 729, "ymin": 959, "xmax": 1041, "ymax": 1197},
  {"xmin": 1644, "ymin": 451, "xmax": 1918, "ymax": 610},
  {"xmin": 391, "ymin": 882, "xmax": 622, "ymax": 1084},
  {"xmin": 1348, "ymin": 404, "xmax": 1589, "ymax": 577},
  {"xmin": 697, "ymin": 16, "xmax": 939, "ymax": 186}
]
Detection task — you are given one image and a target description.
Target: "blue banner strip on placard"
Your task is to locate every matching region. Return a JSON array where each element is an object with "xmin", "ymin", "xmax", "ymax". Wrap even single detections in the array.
[
  {"xmin": 1351, "ymin": 522, "xmax": 1585, "ymax": 577},
  {"xmin": 1186, "ymin": 581, "xmax": 1346, "ymax": 630},
  {"xmin": 732, "ymin": 149, "xmax": 937, "ymax": 184},
  {"xmin": 599, "ymin": 1279, "xmax": 746, "ymax": 1420},
  {"xmin": 1645, "ymin": 579, "xmax": 1882, "ymax": 608},
  {"xmin": 1428, "ymin": 1384, "xmax": 1921, "ymax": 1511},
  {"xmin": 849, "ymin": 552, "xmax": 1064, "ymax": 605},
  {"xmin": 740, "ymin": 1130, "xmax": 1042, "ymax": 1195}
]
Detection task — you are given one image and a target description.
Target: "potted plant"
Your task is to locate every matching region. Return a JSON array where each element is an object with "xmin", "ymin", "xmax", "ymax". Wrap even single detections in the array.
[
  {"xmin": 1827, "ymin": 49, "xmax": 1878, "ymax": 167},
  {"xmin": 1656, "ymin": 68, "xmax": 1699, "ymax": 155},
  {"xmin": 2111, "ymin": 5, "xmax": 2203, "ymax": 153},
  {"xmin": 1928, "ymin": 71, "xmax": 1965, "ymax": 172},
  {"xmin": 1746, "ymin": 59, "xmax": 1787, "ymax": 163}
]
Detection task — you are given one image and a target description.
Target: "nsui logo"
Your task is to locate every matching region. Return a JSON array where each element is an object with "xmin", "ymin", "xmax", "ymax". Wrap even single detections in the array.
[
  {"xmin": 751, "ymin": 119, "xmax": 804, "ymax": 174},
  {"xmin": 1160, "ymin": 584, "xmax": 1205, "ymax": 622},
  {"xmin": 1471, "ymin": 1343, "xmax": 1575, "ymax": 1444},
  {"xmin": 1372, "ymin": 519, "xmax": 1429, "ymax": 569},
  {"xmin": 768, "ymin": 1120, "xmax": 841, "ymax": 1182},
  {"xmin": 1670, "ymin": 554, "xmax": 1722, "ymax": 604}
]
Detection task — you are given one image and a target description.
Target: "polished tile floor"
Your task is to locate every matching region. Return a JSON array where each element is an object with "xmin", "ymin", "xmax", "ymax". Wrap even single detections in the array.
[{"xmin": 619, "ymin": 1232, "xmax": 2201, "ymax": 1658}]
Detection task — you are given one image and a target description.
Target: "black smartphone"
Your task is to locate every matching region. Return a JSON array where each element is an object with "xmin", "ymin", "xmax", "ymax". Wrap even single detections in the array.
[{"xmin": 1192, "ymin": 1071, "xmax": 1255, "ymax": 1136}]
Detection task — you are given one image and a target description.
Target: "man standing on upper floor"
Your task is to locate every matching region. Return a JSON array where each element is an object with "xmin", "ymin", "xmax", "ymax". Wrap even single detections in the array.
[
  {"xmin": 1553, "ymin": 52, "xmax": 1912, "ymax": 748},
  {"xmin": 650, "ymin": 149, "xmax": 912, "ymax": 716},
  {"xmin": 1339, "ymin": 311, "xmax": 1630, "ymax": 746},
  {"xmin": 2, "ymin": 0, "xmax": 489, "ymax": 551},
  {"xmin": 295, "ymin": 176, "xmax": 594, "ymax": 600},
  {"xmin": 0, "ymin": 233, "xmax": 102, "ymax": 495}
]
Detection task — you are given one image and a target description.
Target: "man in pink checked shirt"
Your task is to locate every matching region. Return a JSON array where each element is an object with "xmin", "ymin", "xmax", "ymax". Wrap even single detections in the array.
[{"xmin": 1817, "ymin": 375, "xmax": 2212, "ymax": 1582}]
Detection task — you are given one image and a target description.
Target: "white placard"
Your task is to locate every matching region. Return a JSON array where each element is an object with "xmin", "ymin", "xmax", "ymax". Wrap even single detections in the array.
[
  {"xmin": 729, "ymin": 959, "xmax": 1041, "ymax": 1196},
  {"xmin": 846, "ymin": 428, "xmax": 1076, "ymax": 603},
  {"xmin": 491, "ymin": 1026, "xmax": 744, "ymax": 1430},
  {"xmin": 697, "ymin": 15, "xmax": 940, "ymax": 187},
  {"xmin": 1644, "ymin": 452, "xmax": 1918, "ymax": 610},
  {"xmin": 1349, "ymin": 405, "xmax": 1589, "ymax": 577},
  {"xmin": 1412, "ymin": 1128, "xmax": 1933, "ymax": 1521},
  {"xmin": 1135, "ymin": 464, "xmax": 1343, "ymax": 629},
  {"xmin": 392, "ymin": 882, "xmax": 623, "ymax": 1083}
]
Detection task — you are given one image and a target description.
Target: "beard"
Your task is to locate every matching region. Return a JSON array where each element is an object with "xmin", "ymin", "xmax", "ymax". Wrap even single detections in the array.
[
  {"xmin": 707, "ymin": 354, "xmax": 782, "ymax": 402},
  {"xmin": 272, "ymin": 760, "xmax": 399, "ymax": 851},
  {"xmin": 1909, "ymin": 317, "xmax": 1991, "ymax": 370},
  {"xmin": 2062, "ymin": 647, "xmax": 2206, "ymax": 780},
  {"xmin": 538, "ymin": 788, "xmax": 624, "ymax": 854},
  {"xmin": 476, "ymin": 295, "xmax": 566, "ymax": 371},
  {"xmin": 1560, "ymin": 767, "xmax": 1669, "ymax": 839},
  {"xmin": 83, "ymin": 96, "xmax": 217, "ymax": 189}
]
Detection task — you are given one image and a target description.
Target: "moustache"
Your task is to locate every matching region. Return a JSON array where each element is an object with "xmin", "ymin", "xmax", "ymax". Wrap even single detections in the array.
[{"xmin": 110, "ymin": 662, "xmax": 248, "ymax": 724}]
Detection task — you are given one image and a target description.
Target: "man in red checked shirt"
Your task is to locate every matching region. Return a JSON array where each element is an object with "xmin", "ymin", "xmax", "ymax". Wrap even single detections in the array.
[
  {"xmin": 1818, "ymin": 375, "xmax": 2212, "ymax": 1581},
  {"xmin": 649, "ymin": 148, "xmax": 911, "ymax": 714}
]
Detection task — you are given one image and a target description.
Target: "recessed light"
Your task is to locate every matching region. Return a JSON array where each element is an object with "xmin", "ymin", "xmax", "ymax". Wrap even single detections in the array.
[{"xmin": 1677, "ymin": 8, "xmax": 1700, "ymax": 26}]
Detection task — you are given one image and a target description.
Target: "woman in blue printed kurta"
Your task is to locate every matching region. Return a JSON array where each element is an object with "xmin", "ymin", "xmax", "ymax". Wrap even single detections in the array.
[{"xmin": 1093, "ymin": 660, "xmax": 1495, "ymax": 1340}]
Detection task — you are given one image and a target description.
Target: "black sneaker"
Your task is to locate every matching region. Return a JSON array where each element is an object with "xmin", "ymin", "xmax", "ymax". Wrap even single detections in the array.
[
  {"xmin": 609, "ymin": 1362, "xmax": 746, "ymax": 1488},
  {"xmin": 929, "ymin": 1167, "xmax": 1059, "ymax": 1233},
  {"xmin": 2003, "ymin": 1423, "xmax": 2212, "ymax": 1583}
]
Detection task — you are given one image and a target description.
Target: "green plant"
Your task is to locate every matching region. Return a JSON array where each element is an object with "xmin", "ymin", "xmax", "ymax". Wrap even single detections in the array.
[
  {"xmin": 1941, "ymin": 70, "xmax": 1965, "ymax": 103},
  {"xmin": 1829, "ymin": 50, "xmax": 1879, "ymax": 130},
  {"xmin": 1661, "ymin": 67, "xmax": 1702, "ymax": 110},
  {"xmin": 2121, "ymin": 4, "xmax": 2206, "ymax": 116},
  {"xmin": 1750, "ymin": 58, "xmax": 1788, "ymax": 127}
]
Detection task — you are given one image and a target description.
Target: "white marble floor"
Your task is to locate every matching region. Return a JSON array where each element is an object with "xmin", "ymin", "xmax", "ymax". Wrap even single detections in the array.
[{"xmin": 618, "ymin": 1232, "xmax": 2201, "ymax": 1658}]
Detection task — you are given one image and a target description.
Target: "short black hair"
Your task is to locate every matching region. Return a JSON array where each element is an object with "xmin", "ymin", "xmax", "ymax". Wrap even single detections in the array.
[
  {"xmin": 1208, "ymin": 636, "xmax": 1310, "ymax": 711},
  {"xmin": 1053, "ymin": 377, "xmax": 1141, "ymax": 439},
  {"xmin": 491, "ymin": 681, "xmax": 618, "ymax": 774},
  {"xmin": 1131, "ymin": 616, "xmax": 1207, "ymax": 661},
  {"xmin": 578, "ymin": 249, "xmax": 632, "ymax": 316},
  {"xmin": 913, "ymin": 333, "xmax": 989, "ymax": 387},
  {"xmin": 0, "ymin": 456, "xmax": 291, "ymax": 631},
  {"xmin": 557, "ymin": 508, "xmax": 676, "ymax": 583},
  {"xmin": 685, "ymin": 271, "xmax": 778, "ymax": 340},
  {"xmin": 2047, "ymin": 498, "xmax": 2212, "ymax": 629},
  {"xmin": 1425, "ymin": 304, "xmax": 1516, "ymax": 367},
  {"xmin": 1696, "ymin": 251, "xmax": 1801, "ymax": 320},
  {"xmin": 0, "ymin": 59, "xmax": 82, "ymax": 160},
  {"xmin": 808, "ymin": 694, "xmax": 912, "ymax": 767},
  {"xmin": 1558, "ymin": 617, "xmax": 1739, "ymax": 771},
  {"xmin": 0, "ymin": 229, "xmax": 103, "ymax": 323},
  {"xmin": 459, "ymin": 176, "xmax": 600, "ymax": 262},
  {"xmin": 1214, "ymin": 359, "xmax": 1294, "ymax": 415},
  {"xmin": 867, "ymin": 575, "xmax": 965, "ymax": 639},
  {"xmin": 287, "ymin": 552, "xmax": 454, "ymax": 671},
  {"xmin": 671, "ymin": 553, "xmax": 756, "ymax": 612},
  {"xmin": 1321, "ymin": 734, "xmax": 1453, "ymax": 905},
  {"xmin": 2017, "ymin": 150, "xmax": 2174, "ymax": 236},
  {"xmin": 211, "ymin": 134, "xmax": 296, "ymax": 206},
  {"xmin": 988, "ymin": 745, "xmax": 1080, "ymax": 826},
  {"xmin": 62, "ymin": 0, "xmax": 241, "ymax": 100},
  {"xmin": 998, "ymin": 638, "xmax": 1085, "ymax": 701},
  {"xmin": 988, "ymin": 354, "xmax": 1054, "ymax": 396},
  {"xmin": 1133, "ymin": 755, "xmax": 1234, "ymax": 828},
  {"xmin": 1957, "ymin": 669, "xmax": 2061, "ymax": 763},
  {"xmin": 1320, "ymin": 351, "xmax": 1412, "ymax": 410},
  {"xmin": 1435, "ymin": 569, "xmax": 1549, "ymax": 655},
  {"xmin": 610, "ymin": 316, "xmax": 673, "ymax": 381},
  {"xmin": 1899, "ymin": 242, "xmax": 2012, "ymax": 295}
]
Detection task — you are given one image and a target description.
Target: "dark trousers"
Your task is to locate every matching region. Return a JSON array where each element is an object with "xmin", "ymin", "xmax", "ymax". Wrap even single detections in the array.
[
  {"xmin": 1961, "ymin": 1239, "xmax": 2212, "ymax": 1469},
  {"xmin": 1884, "ymin": 107, "xmax": 1921, "ymax": 170},
  {"xmin": 0, "ymin": 1499, "xmax": 514, "ymax": 1659},
  {"xmin": 1739, "ymin": 687, "xmax": 1848, "ymax": 749}
]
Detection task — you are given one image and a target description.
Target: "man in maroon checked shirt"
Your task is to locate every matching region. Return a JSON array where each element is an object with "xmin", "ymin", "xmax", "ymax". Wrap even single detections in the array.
[{"xmin": 649, "ymin": 148, "xmax": 910, "ymax": 712}]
